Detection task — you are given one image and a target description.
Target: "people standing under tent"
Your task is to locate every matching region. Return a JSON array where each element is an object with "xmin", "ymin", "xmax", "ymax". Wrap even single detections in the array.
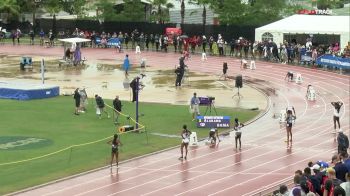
[{"xmin": 179, "ymin": 125, "xmax": 191, "ymax": 160}]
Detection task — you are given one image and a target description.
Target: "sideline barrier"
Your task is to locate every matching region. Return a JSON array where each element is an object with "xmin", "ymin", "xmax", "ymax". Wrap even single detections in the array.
[
  {"xmin": 316, "ymin": 54, "xmax": 350, "ymax": 70},
  {"xmin": 0, "ymin": 103, "xmax": 147, "ymax": 167}
]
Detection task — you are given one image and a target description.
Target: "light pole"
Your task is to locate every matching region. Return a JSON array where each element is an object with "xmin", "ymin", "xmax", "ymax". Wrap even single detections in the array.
[{"xmin": 33, "ymin": 0, "xmax": 41, "ymax": 33}]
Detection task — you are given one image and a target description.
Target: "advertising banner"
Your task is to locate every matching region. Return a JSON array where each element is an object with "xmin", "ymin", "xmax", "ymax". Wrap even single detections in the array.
[{"xmin": 197, "ymin": 116, "xmax": 230, "ymax": 128}]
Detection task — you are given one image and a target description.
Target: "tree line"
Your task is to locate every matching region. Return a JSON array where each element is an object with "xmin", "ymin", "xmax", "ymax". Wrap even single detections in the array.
[{"xmin": 0, "ymin": 0, "xmax": 345, "ymax": 27}]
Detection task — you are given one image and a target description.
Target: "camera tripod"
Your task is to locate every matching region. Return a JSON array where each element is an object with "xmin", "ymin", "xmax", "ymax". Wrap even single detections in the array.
[
  {"xmin": 232, "ymin": 87, "xmax": 243, "ymax": 99},
  {"xmin": 204, "ymin": 102, "xmax": 217, "ymax": 115}
]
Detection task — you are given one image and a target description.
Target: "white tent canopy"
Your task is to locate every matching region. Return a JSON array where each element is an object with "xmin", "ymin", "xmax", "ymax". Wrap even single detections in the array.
[
  {"xmin": 58, "ymin": 38, "xmax": 91, "ymax": 43},
  {"xmin": 255, "ymin": 15, "xmax": 350, "ymax": 49}
]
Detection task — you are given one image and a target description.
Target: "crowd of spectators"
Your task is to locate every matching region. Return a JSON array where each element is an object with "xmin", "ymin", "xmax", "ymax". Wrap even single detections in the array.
[
  {"xmin": 273, "ymin": 131, "xmax": 350, "ymax": 196},
  {"xmin": 1, "ymin": 27, "xmax": 349, "ymax": 63}
]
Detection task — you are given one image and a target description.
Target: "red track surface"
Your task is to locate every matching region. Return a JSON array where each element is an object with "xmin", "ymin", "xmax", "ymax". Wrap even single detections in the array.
[{"xmin": 2, "ymin": 45, "xmax": 349, "ymax": 196}]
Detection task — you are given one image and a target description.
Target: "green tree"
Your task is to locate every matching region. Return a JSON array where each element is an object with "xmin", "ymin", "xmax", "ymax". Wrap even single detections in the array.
[
  {"xmin": 43, "ymin": 0, "xmax": 62, "ymax": 15},
  {"xmin": 178, "ymin": 0, "xmax": 185, "ymax": 26},
  {"xmin": 189, "ymin": 0, "xmax": 212, "ymax": 27},
  {"xmin": 151, "ymin": 0, "xmax": 174, "ymax": 23},
  {"xmin": 61, "ymin": 0, "xmax": 87, "ymax": 17},
  {"xmin": 0, "ymin": 0, "xmax": 20, "ymax": 23},
  {"xmin": 212, "ymin": 0, "xmax": 291, "ymax": 26},
  {"xmin": 211, "ymin": 0, "xmax": 248, "ymax": 25},
  {"xmin": 117, "ymin": 0, "xmax": 145, "ymax": 21},
  {"xmin": 94, "ymin": 0, "xmax": 118, "ymax": 21}
]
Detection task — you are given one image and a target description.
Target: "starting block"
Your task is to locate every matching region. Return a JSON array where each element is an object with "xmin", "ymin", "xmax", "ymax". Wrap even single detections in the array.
[
  {"xmin": 135, "ymin": 46, "xmax": 141, "ymax": 54},
  {"xmin": 307, "ymin": 88, "xmax": 316, "ymax": 101},
  {"xmin": 279, "ymin": 110, "xmax": 286, "ymax": 123},
  {"xmin": 250, "ymin": 60, "xmax": 256, "ymax": 70},
  {"xmin": 295, "ymin": 73, "xmax": 303, "ymax": 84},
  {"xmin": 201, "ymin": 53, "xmax": 207, "ymax": 61},
  {"xmin": 189, "ymin": 132, "xmax": 198, "ymax": 146}
]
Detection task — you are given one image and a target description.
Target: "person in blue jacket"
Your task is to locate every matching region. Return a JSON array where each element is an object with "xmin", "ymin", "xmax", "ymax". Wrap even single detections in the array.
[{"xmin": 123, "ymin": 54, "xmax": 130, "ymax": 77}]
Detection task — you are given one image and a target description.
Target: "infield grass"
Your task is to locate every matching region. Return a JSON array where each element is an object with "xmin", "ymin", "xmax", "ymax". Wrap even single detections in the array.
[{"xmin": 0, "ymin": 96, "xmax": 259, "ymax": 194}]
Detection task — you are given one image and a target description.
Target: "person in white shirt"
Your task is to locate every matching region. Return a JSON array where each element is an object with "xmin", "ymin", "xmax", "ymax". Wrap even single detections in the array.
[
  {"xmin": 340, "ymin": 172, "xmax": 350, "ymax": 196},
  {"xmin": 190, "ymin": 92, "xmax": 200, "ymax": 121},
  {"xmin": 234, "ymin": 118, "xmax": 244, "ymax": 150},
  {"xmin": 331, "ymin": 101, "xmax": 343, "ymax": 131}
]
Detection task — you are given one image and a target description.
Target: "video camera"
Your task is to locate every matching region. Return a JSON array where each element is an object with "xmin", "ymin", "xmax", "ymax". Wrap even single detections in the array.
[{"xmin": 199, "ymin": 96, "xmax": 215, "ymax": 105}]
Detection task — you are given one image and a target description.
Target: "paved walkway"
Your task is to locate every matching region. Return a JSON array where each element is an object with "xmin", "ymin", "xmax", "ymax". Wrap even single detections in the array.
[{"xmin": 1, "ymin": 44, "xmax": 349, "ymax": 196}]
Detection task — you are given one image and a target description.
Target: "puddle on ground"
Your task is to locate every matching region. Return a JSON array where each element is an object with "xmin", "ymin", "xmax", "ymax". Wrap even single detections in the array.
[{"xmin": 0, "ymin": 54, "xmax": 268, "ymax": 109}]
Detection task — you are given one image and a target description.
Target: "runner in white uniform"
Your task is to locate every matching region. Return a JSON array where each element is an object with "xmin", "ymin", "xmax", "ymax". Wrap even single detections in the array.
[{"xmin": 179, "ymin": 125, "xmax": 191, "ymax": 160}]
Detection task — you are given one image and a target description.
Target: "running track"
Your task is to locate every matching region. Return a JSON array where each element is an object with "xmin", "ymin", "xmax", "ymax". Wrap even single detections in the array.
[{"xmin": 1, "ymin": 45, "xmax": 349, "ymax": 196}]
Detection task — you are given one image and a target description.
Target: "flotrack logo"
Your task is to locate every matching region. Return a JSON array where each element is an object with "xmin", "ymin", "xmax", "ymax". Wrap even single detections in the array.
[
  {"xmin": 298, "ymin": 9, "xmax": 332, "ymax": 15},
  {"xmin": 0, "ymin": 136, "xmax": 52, "ymax": 150}
]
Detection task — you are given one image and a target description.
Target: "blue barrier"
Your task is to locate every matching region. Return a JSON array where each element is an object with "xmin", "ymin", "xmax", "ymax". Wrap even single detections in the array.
[
  {"xmin": 107, "ymin": 38, "xmax": 121, "ymax": 47},
  {"xmin": 316, "ymin": 54, "xmax": 350, "ymax": 70}
]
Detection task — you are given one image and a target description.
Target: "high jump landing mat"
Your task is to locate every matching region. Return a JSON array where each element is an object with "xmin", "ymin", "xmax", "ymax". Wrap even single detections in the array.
[{"xmin": 0, "ymin": 81, "xmax": 59, "ymax": 100}]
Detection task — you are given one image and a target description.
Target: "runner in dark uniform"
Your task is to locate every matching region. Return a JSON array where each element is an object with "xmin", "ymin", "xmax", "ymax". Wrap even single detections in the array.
[
  {"xmin": 108, "ymin": 134, "xmax": 121, "ymax": 168},
  {"xmin": 285, "ymin": 110, "xmax": 295, "ymax": 148}
]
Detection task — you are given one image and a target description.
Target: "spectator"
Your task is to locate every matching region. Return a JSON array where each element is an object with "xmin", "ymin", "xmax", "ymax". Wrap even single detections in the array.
[
  {"xmin": 342, "ymin": 152, "xmax": 350, "ymax": 174},
  {"xmin": 95, "ymin": 94, "xmax": 109, "ymax": 119},
  {"xmin": 202, "ymin": 35, "xmax": 207, "ymax": 52},
  {"xmin": 48, "ymin": 29, "xmax": 54, "ymax": 47},
  {"xmin": 325, "ymin": 167, "xmax": 342, "ymax": 189},
  {"xmin": 310, "ymin": 164, "xmax": 322, "ymax": 195},
  {"xmin": 333, "ymin": 185, "xmax": 346, "ymax": 196},
  {"xmin": 340, "ymin": 172, "xmax": 350, "ymax": 195},
  {"xmin": 39, "ymin": 29, "xmax": 45, "ymax": 46},
  {"xmin": 289, "ymin": 175, "xmax": 305, "ymax": 196},
  {"xmin": 334, "ymin": 154, "xmax": 348, "ymax": 182},
  {"xmin": 29, "ymin": 29, "xmax": 34, "ymax": 45},
  {"xmin": 279, "ymin": 184, "xmax": 289, "ymax": 196},
  {"xmin": 337, "ymin": 130, "xmax": 349, "ymax": 154},
  {"xmin": 16, "ymin": 28, "xmax": 21, "ymax": 44},
  {"xmin": 303, "ymin": 167, "xmax": 318, "ymax": 193},
  {"xmin": 112, "ymin": 95, "xmax": 122, "ymax": 124}
]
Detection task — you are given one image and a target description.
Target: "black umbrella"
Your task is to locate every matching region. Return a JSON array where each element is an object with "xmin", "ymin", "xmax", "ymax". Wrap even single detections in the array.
[{"xmin": 179, "ymin": 35, "xmax": 189, "ymax": 39}]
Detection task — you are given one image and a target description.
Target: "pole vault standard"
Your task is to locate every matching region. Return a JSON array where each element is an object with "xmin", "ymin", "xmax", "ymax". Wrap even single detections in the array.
[{"xmin": 135, "ymin": 77, "xmax": 140, "ymax": 130}]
